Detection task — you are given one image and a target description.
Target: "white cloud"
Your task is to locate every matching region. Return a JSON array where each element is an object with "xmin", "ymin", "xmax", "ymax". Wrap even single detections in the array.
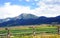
[
  {"xmin": 4, "ymin": 2, "xmax": 11, "ymax": 6},
  {"xmin": 0, "ymin": 0, "xmax": 60, "ymax": 19},
  {"xmin": 32, "ymin": 1, "xmax": 60, "ymax": 17},
  {"xmin": 0, "ymin": 2, "xmax": 31, "ymax": 19},
  {"xmin": 42, "ymin": 0, "xmax": 60, "ymax": 5}
]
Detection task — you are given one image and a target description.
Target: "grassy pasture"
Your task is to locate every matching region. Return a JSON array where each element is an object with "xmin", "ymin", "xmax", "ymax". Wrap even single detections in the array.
[
  {"xmin": 0, "ymin": 34, "xmax": 60, "ymax": 38},
  {"xmin": 0, "ymin": 25, "xmax": 57, "ymax": 34},
  {"xmin": 0, "ymin": 24, "xmax": 60, "ymax": 38}
]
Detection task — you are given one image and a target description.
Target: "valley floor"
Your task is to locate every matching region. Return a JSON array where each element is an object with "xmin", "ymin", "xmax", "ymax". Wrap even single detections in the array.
[{"xmin": 0, "ymin": 24, "xmax": 60, "ymax": 38}]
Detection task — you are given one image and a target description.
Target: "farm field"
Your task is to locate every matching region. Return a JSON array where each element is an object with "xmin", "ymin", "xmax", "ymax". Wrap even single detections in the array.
[
  {"xmin": 0, "ymin": 24, "xmax": 60, "ymax": 38},
  {"xmin": 0, "ymin": 34, "xmax": 60, "ymax": 38}
]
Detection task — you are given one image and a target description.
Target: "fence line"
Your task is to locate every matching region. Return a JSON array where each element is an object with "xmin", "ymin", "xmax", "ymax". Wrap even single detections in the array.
[{"xmin": 0, "ymin": 26, "xmax": 60, "ymax": 38}]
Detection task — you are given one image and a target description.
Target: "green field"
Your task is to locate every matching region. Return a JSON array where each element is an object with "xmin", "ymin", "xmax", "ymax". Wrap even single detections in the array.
[
  {"xmin": 0, "ymin": 24, "xmax": 59, "ymax": 38},
  {"xmin": 0, "ymin": 25, "xmax": 58, "ymax": 34},
  {"xmin": 0, "ymin": 34, "xmax": 60, "ymax": 38}
]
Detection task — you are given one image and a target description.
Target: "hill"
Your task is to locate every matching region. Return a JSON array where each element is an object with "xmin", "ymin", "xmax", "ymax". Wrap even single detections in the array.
[{"xmin": 0, "ymin": 13, "xmax": 60, "ymax": 27}]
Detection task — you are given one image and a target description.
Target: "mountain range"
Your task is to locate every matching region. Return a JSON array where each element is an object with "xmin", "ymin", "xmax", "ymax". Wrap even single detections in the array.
[{"xmin": 0, "ymin": 13, "xmax": 60, "ymax": 27}]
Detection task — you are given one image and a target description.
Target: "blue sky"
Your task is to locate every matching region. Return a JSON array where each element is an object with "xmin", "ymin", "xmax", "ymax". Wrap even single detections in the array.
[
  {"xmin": 0, "ymin": 0, "xmax": 39, "ymax": 9},
  {"xmin": 0, "ymin": 0, "xmax": 60, "ymax": 19}
]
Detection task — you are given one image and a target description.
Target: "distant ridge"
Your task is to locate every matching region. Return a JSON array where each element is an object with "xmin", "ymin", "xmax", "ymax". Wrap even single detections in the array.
[{"xmin": 0, "ymin": 13, "xmax": 60, "ymax": 27}]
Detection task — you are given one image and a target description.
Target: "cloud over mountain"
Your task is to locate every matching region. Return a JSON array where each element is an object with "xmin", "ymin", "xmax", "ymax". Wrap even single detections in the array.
[{"xmin": 0, "ymin": 0, "xmax": 60, "ymax": 19}]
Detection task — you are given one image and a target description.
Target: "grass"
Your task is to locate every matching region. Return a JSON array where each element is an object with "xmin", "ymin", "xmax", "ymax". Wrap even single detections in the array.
[
  {"xmin": 0, "ymin": 25, "xmax": 58, "ymax": 34},
  {"xmin": 0, "ymin": 27, "xmax": 57, "ymax": 34},
  {"xmin": 0, "ymin": 34, "xmax": 60, "ymax": 38},
  {"xmin": 0, "ymin": 24, "xmax": 60, "ymax": 38}
]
